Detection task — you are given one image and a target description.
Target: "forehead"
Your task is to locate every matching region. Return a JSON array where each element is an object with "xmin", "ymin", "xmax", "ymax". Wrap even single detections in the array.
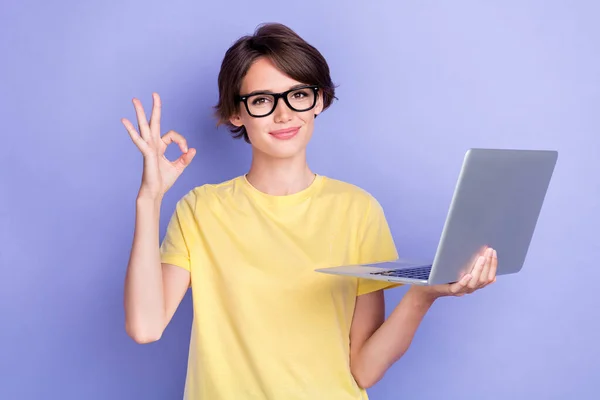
[{"xmin": 240, "ymin": 57, "xmax": 303, "ymax": 94}]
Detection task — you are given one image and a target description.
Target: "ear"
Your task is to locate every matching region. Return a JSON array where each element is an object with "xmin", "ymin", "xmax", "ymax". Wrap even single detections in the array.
[
  {"xmin": 229, "ymin": 113, "xmax": 244, "ymax": 127},
  {"xmin": 314, "ymin": 89, "xmax": 324, "ymax": 117}
]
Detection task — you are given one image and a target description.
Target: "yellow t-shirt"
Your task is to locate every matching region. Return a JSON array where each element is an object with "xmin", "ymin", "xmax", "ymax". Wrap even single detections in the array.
[{"xmin": 160, "ymin": 174, "xmax": 401, "ymax": 400}]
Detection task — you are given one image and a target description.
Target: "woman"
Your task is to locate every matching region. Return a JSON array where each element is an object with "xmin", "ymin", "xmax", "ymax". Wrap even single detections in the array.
[{"xmin": 122, "ymin": 23, "xmax": 497, "ymax": 400}]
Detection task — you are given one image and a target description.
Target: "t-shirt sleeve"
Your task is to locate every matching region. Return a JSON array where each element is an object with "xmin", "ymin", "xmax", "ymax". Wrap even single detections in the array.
[
  {"xmin": 356, "ymin": 196, "xmax": 403, "ymax": 295},
  {"xmin": 159, "ymin": 192, "xmax": 196, "ymax": 272}
]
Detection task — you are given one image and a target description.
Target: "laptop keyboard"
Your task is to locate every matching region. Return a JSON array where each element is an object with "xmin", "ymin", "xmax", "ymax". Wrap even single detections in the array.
[{"xmin": 370, "ymin": 265, "xmax": 432, "ymax": 280}]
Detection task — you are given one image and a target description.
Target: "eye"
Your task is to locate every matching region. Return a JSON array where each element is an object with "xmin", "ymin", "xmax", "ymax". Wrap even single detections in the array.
[
  {"xmin": 251, "ymin": 96, "xmax": 272, "ymax": 106},
  {"xmin": 291, "ymin": 90, "xmax": 309, "ymax": 99}
]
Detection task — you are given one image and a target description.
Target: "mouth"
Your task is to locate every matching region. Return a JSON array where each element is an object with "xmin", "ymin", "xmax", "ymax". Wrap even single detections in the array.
[{"xmin": 269, "ymin": 127, "xmax": 300, "ymax": 140}]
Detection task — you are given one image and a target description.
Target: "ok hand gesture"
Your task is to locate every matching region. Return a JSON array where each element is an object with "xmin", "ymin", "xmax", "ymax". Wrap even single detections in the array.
[{"xmin": 122, "ymin": 93, "xmax": 196, "ymax": 199}]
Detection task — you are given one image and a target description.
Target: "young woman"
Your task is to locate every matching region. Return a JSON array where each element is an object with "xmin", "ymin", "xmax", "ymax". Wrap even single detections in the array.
[{"xmin": 122, "ymin": 23, "xmax": 497, "ymax": 400}]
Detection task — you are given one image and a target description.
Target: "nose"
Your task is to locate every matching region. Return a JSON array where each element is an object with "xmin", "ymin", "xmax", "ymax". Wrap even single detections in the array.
[{"xmin": 273, "ymin": 97, "xmax": 293, "ymax": 123}]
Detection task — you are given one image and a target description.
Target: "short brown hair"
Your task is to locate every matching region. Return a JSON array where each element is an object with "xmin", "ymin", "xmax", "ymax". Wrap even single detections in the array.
[{"xmin": 214, "ymin": 23, "xmax": 337, "ymax": 143}]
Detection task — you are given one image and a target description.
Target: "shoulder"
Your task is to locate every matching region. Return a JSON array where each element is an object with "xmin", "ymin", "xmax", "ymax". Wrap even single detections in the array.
[
  {"xmin": 319, "ymin": 176, "xmax": 391, "ymax": 234},
  {"xmin": 320, "ymin": 175, "xmax": 381, "ymax": 209},
  {"xmin": 174, "ymin": 176, "xmax": 243, "ymax": 210}
]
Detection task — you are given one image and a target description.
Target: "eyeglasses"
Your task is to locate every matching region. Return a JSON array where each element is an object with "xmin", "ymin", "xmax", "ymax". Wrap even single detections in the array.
[{"xmin": 236, "ymin": 85, "xmax": 319, "ymax": 118}]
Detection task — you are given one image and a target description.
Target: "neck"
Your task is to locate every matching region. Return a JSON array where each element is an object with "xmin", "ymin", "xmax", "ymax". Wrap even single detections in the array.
[{"xmin": 246, "ymin": 149, "xmax": 315, "ymax": 196}]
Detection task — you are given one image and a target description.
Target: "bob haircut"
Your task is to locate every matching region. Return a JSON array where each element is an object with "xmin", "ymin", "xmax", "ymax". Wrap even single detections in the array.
[{"xmin": 214, "ymin": 23, "xmax": 337, "ymax": 143}]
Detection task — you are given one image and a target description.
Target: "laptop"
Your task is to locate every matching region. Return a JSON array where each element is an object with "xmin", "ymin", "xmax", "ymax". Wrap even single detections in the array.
[{"xmin": 315, "ymin": 148, "xmax": 558, "ymax": 285}]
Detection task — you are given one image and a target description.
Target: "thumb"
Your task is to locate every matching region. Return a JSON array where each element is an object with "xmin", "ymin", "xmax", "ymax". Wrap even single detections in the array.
[{"xmin": 448, "ymin": 274, "xmax": 470, "ymax": 296}]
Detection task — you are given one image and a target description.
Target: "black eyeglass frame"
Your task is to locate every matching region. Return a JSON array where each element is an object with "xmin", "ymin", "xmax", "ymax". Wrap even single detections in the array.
[{"xmin": 236, "ymin": 85, "xmax": 320, "ymax": 118}]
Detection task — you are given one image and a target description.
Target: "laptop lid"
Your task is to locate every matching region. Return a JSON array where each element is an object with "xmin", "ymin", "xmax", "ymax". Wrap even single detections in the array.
[{"xmin": 427, "ymin": 148, "xmax": 558, "ymax": 284}]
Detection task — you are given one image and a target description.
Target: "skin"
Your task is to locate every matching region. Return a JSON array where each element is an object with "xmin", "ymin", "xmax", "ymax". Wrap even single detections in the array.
[
  {"xmin": 121, "ymin": 56, "xmax": 497, "ymax": 388},
  {"xmin": 230, "ymin": 57, "xmax": 323, "ymax": 196}
]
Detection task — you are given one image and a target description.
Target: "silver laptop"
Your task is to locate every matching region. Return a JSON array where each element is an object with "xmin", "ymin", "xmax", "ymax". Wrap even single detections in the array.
[{"xmin": 315, "ymin": 148, "xmax": 558, "ymax": 285}]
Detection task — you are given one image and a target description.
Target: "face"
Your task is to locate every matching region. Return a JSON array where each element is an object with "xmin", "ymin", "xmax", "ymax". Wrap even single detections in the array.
[{"xmin": 230, "ymin": 57, "xmax": 324, "ymax": 160}]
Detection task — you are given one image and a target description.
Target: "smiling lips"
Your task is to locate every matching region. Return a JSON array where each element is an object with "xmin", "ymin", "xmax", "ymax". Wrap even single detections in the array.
[{"xmin": 269, "ymin": 127, "xmax": 300, "ymax": 140}]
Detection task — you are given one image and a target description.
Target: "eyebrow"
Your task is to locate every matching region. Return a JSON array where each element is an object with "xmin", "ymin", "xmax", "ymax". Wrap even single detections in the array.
[{"xmin": 244, "ymin": 84, "xmax": 310, "ymax": 96}]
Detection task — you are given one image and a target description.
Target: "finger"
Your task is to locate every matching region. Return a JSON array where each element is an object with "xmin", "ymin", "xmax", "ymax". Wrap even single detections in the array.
[
  {"xmin": 173, "ymin": 148, "xmax": 196, "ymax": 171},
  {"xmin": 466, "ymin": 245, "xmax": 486, "ymax": 271},
  {"xmin": 122, "ymin": 118, "xmax": 149, "ymax": 153},
  {"xmin": 467, "ymin": 255, "xmax": 486, "ymax": 291},
  {"xmin": 488, "ymin": 249, "xmax": 498, "ymax": 283},
  {"xmin": 449, "ymin": 274, "xmax": 471, "ymax": 296},
  {"xmin": 161, "ymin": 130, "xmax": 189, "ymax": 154},
  {"xmin": 149, "ymin": 93, "xmax": 161, "ymax": 139},
  {"xmin": 479, "ymin": 248, "xmax": 494, "ymax": 287},
  {"xmin": 132, "ymin": 98, "xmax": 151, "ymax": 140}
]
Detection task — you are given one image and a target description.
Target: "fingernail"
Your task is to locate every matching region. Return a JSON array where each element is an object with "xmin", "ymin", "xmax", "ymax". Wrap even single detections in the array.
[{"xmin": 493, "ymin": 249, "xmax": 497, "ymax": 257}]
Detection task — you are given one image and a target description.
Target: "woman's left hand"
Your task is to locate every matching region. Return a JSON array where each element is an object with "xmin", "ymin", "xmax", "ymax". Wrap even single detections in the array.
[{"xmin": 414, "ymin": 247, "xmax": 498, "ymax": 300}]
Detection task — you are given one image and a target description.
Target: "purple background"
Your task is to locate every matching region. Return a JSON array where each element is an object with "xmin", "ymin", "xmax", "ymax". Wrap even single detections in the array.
[{"xmin": 1, "ymin": 1, "xmax": 598, "ymax": 399}]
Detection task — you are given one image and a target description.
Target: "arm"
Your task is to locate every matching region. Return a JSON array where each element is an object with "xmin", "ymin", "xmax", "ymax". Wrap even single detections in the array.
[
  {"xmin": 349, "ymin": 288, "xmax": 435, "ymax": 389},
  {"xmin": 123, "ymin": 196, "xmax": 190, "ymax": 344},
  {"xmin": 350, "ymin": 248, "xmax": 498, "ymax": 388},
  {"xmin": 121, "ymin": 93, "xmax": 196, "ymax": 344}
]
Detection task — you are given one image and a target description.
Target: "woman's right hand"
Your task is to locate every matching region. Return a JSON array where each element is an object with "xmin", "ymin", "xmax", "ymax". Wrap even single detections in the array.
[{"xmin": 122, "ymin": 93, "xmax": 196, "ymax": 200}]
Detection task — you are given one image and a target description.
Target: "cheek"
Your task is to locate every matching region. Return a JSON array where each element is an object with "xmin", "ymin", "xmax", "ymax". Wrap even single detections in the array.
[
  {"xmin": 298, "ymin": 111, "xmax": 316, "ymax": 126},
  {"xmin": 297, "ymin": 109, "xmax": 315, "ymax": 124},
  {"xmin": 242, "ymin": 116, "xmax": 270, "ymax": 139}
]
